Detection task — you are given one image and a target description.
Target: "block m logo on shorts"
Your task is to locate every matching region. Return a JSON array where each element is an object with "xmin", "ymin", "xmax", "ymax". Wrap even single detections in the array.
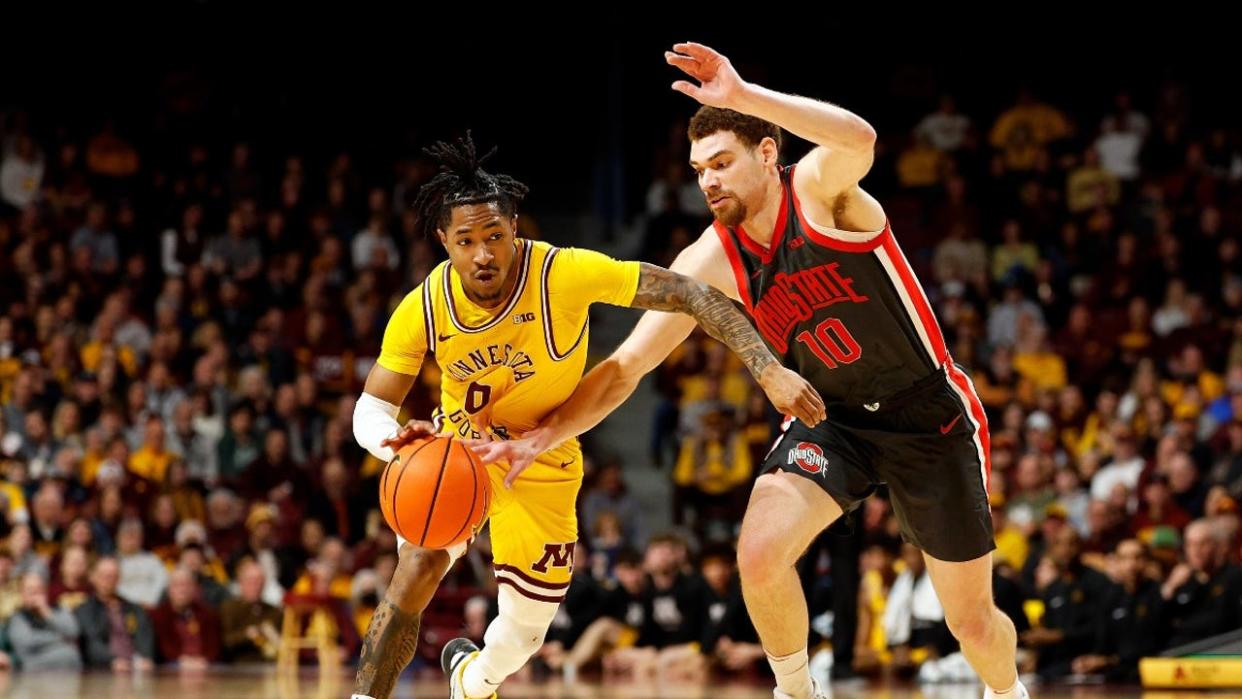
[{"xmin": 531, "ymin": 542, "xmax": 576, "ymax": 574}]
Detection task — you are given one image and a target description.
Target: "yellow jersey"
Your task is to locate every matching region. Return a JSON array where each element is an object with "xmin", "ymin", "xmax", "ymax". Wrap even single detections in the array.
[{"xmin": 377, "ymin": 239, "xmax": 639, "ymax": 479}]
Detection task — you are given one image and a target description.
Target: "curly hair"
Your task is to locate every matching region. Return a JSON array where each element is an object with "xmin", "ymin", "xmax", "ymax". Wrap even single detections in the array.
[{"xmin": 688, "ymin": 106, "xmax": 783, "ymax": 152}]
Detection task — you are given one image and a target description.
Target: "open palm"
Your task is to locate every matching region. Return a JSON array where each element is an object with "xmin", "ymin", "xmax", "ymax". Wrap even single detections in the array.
[{"xmin": 664, "ymin": 42, "xmax": 747, "ymax": 108}]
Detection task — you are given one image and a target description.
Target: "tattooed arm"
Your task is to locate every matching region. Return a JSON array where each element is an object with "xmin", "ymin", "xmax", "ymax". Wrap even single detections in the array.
[
  {"xmin": 471, "ymin": 231, "xmax": 825, "ymax": 487},
  {"xmin": 629, "ymin": 262, "xmax": 777, "ymax": 380}
]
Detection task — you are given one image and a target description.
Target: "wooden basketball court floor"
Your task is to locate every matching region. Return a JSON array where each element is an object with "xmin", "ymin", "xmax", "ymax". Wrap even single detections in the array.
[{"xmin": 0, "ymin": 668, "xmax": 1218, "ymax": 699}]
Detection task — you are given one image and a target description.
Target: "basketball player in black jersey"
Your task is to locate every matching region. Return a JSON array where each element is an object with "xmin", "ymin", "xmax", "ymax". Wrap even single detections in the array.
[{"xmin": 473, "ymin": 43, "xmax": 1027, "ymax": 699}]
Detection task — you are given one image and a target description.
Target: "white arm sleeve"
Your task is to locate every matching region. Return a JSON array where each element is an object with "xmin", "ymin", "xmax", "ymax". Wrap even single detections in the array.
[{"xmin": 353, "ymin": 392, "xmax": 402, "ymax": 462}]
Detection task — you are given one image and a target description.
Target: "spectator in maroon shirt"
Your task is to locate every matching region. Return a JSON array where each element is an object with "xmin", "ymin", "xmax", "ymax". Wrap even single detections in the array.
[{"xmin": 151, "ymin": 567, "xmax": 221, "ymax": 669}]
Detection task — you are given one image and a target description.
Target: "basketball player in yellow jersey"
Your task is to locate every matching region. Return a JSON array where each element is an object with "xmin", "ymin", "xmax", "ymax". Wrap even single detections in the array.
[{"xmin": 349, "ymin": 135, "xmax": 824, "ymax": 699}]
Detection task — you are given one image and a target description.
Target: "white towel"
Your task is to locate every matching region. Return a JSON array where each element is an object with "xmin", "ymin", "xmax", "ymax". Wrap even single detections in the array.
[{"xmin": 883, "ymin": 571, "xmax": 945, "ymax": 645}]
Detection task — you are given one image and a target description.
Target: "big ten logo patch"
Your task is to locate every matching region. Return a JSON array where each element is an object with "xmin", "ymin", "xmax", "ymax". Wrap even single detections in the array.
[
  {"xmin": 531, "ymin": 542, "xmax": 576, "ymax": 574},
  {"xmin": 513, "ymin": 312, "xmax": 536, "ymax": 324}
]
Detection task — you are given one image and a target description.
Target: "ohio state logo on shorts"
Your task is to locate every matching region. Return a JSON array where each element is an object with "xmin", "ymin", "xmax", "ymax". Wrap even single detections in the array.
[{"xmin": 788, "ymin": 442, "xmax": 830, "ymax": 475}]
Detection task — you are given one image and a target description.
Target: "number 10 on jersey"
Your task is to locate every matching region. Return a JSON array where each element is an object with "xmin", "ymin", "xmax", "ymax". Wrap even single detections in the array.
[{"xmin": 795, "ymin": 317, "xmax": 862, "ymax": 369}]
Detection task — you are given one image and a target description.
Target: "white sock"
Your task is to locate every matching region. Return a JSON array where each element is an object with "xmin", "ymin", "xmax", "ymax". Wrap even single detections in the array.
[
  {"xmin": 350, "ymin": 695, "xmax": 377, "ymax": 699},
  {"xmin": 461, "ymin": 614, "xmax": 547, "ymax": 698},
  {"xmin": 767, "ymin": 648, "xmax": 813, "ymax": 698}
]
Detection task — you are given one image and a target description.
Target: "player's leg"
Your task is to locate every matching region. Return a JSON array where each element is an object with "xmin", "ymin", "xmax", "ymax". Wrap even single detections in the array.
[
  {"xmin": 450, "ymin": 582, "xmax": 562, "ymax": 697},
  {"xmin": 739, "ymin": 471, "xmax": 844, "ymax": 654},
  {"xmin": 738, "ymin": 471, "xmax": 842, "ymax": 698},
  {"xmin": 738, "ymin": 419, "xmax": 873, "ymax": 699},
  {"xmin": 922, "ymin": 553, "xmax": 1020, "ymax": 693},
  {"xmin": 451, "ymin": 469, "xmax": 578, "ymax": 698},
  {"xmin": 352, "ymin": 541, "xmax": 454, "ymax": 699},
  {"xmin": 880, "ymin": 367, "xmax": 1025, "ymax": 697}
]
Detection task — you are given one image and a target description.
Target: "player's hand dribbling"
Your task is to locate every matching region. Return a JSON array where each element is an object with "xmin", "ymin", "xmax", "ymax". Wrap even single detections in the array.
[
  {"xmin": 759, "ymin": 364, "xmax": 827, "ymax": 427},
  {"xmin": 380, "ymin": 419, "xmax": 437, "ymax": 452},
  {"xmin": 664, "ymin": 42, "xmax": 749, "ymax": 109}
]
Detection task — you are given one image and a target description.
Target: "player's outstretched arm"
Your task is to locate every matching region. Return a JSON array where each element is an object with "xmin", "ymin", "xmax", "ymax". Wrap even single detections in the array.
[
  {"xmin": 665, "ymin": 41, "xmax": 879, "ymax": 206},
  {"xmin": 628, "ymin": 262, "xmax": 820, "ymax": 411},
  {"xmin": 471, "ymin": 233, "xmax": 825, "ymax": 487}
]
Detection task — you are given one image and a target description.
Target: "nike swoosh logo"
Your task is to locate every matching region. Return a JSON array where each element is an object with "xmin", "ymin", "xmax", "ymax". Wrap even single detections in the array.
[
  {"xmin": 437, "ymin": 333, "xmax": 456, "ymax": 342},
  {"xmin": 940, "ymin": 414, "xmax": 962, "ymax": 434},
  {"xmin": 559, "ymin": 459, "xmax": 574, "ymax": 469}
]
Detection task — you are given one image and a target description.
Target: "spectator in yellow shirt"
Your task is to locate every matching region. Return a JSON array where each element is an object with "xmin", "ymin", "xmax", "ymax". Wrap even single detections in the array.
[
  {"xmin": 674, "ymin": 410, "xmax": 753, "ymax": 535},
  {"xmin": 674, "ymin": 411, "xmax": 753, "ymax": 497},
  {"xmin": 78, "ymin": 321, "xmax": 138, "ymax": 378},
  {"xmin": 1013, "ymin": 320, "xmax": 1068, "ymax": 395},
  {"xmin": 992, "ymin": 90, "xmax": 1072, "ymax": 144},
  {"xmin": 990, "ymin": 491, "xmax": 1030, "ymax": 571},
  {"xmin": 991, "ymin": 220, "xmax": 1040, "ymax": 284},
  {"xmin": 897, "ymin": 133, "xmax": 946, "ymax": 189},
  {"xmin": 128, "ymin": 416, "xmax": 173, "ymax": 483},
  {"xmin": 1066, "ymin": 148, "xmax": 1120, "ymax": 213}
]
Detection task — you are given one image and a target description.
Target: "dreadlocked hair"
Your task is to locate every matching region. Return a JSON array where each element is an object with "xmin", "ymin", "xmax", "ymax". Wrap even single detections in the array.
[{"xmin": 413, "ymin": 131, "xmax": 529, "ymax": 237}]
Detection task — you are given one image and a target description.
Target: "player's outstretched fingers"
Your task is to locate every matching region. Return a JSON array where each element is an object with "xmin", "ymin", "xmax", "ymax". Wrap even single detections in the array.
[
  {"xmin": 466, "ymin": 440, "xmax": 506, "ymax": 465},
  {"xmin": 664, "ymin": 52, "xmax": 704, "ymax": 77},
  {"xmin": 672, "ymin": 42, "xmax": 723, "ymax": 62},
  {"xmin": 502, "ymin": 459, "xmax": 534, "ymax": 490}
]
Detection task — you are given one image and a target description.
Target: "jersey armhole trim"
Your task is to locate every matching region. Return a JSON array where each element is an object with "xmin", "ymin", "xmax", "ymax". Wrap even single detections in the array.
[
  {"xmin": 711, "ymin": 222, "xmax": 754, "ymax": 311},
  {"xmin": 422, "ymin": 273, "xmax": 438, "ymax": 355},
  {"xmin": 540, "ymin": 247, "xmax": 589, "ymax": 362},
  {"xmin": 788, "ymin": 166, "xmax": 890, "ymax": 253}
]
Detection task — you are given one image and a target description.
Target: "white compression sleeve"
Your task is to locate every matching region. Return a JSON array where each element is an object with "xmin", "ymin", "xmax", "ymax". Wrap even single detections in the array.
[{"xmin": 353, "ymin": 392, "xmax": 401, "ymax": 462}]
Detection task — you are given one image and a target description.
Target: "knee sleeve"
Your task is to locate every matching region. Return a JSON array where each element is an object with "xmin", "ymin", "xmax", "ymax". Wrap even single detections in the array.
[
  {"xmin": 495, "ymin": 582, "xmax": 559, "ymax": 630},
  {"xmin": 461, "ymin": 586, "xmax": 560, "ymax": 696},
  {"xmin": 485, "ymin": 584, "xmax": 558, "ymax": 658}
]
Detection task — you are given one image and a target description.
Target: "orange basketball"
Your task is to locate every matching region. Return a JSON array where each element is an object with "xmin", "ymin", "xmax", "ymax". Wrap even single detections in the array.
[{"xmin": 379, "ymin": 436, "xmax": 491, "ymax": 549}]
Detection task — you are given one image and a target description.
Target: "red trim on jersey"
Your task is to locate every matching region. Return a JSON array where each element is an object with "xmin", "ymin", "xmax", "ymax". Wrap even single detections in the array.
[
  {"xmin": 788, "ymin": 170, "xmax": 889, "ymax": 253},
  {"xmin": 712, "ymin": 221, "xmax": 754, "ymax": 311},
  {"xmin": 879, "ymin": 233, "xmax": 949, "ymax": 365},
  {"xmin": 945, "ymin": 362, "xmax": 992, "ymax": 491},
  {"xmin": 734, "ymin": 176, "xmax": 790, "ymax": 264}
]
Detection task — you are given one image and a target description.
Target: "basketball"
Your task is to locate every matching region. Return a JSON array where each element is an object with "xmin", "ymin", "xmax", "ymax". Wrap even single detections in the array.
[{"xmin": 379, "ymin": 436, "xmax": 491, "ymax": 549}]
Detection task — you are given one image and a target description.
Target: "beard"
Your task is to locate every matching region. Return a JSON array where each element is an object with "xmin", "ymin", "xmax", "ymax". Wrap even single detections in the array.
[{"xmin": 710, "ymin": 195, "xmax": 748, "ymax": 227}]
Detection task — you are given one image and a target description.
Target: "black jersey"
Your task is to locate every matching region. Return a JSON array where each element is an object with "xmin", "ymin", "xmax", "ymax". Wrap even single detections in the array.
[
  {"xmin": 733, "ymin": 170, "xmax": 996, "ymax": 562},
  {"xmin": 714, "ymin": 166, "xmax": 950, "ymax": 407}
]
